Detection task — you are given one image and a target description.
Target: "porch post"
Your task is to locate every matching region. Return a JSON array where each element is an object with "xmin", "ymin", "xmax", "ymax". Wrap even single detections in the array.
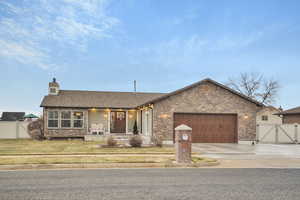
[
  {"xmin": 137, "ymin": 110, "xmax": 140, "ymax": 133},
  {"xmin": 125, "ymin": 110, "xmax": 129, "ymax": 134},
  {"xmin": 86, "ymin": 110, "xmax": 89, "ymax": 134},
  {"xmin": 145, "ymin": 110, "xmax": 149, "ymax": 136},
  {"xmin": 107, "ymin": 111, "xmax": 111, "ymax": 134}
]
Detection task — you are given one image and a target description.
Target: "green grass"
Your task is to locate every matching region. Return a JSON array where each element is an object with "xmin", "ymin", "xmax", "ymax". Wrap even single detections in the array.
[{"xmin": 0, "ymin": 139, "xmax": 174, "ymax": 155}]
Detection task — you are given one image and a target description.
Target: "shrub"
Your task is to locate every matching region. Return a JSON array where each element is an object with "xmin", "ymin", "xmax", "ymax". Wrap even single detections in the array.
[
  {"xmin": 151, "ymin": 136, "xmax": 163, "ymax": 147},
  {"xmin": 106, "ymin": 136, "xmax": 117, "ymax": 147},
  {"xmin": 27, "ymin": 118, "xmax": 44, "ymax": 140},
  {"xmin": 133, "ymin": 120, "xmax": 139, "ymax": 135},
  {"xmin": 129, "ymin": 135, "xmax": 142, "ymax": 147}
]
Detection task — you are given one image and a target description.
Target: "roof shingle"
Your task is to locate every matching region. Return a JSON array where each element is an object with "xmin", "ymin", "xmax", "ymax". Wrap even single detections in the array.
[
  {"xmin": 40, "ymin": 90, "xmax": 166, "ymax": 109},
  {"xmin": 279, "ymin": 106, "xmax": 300, "ymax": 115}
]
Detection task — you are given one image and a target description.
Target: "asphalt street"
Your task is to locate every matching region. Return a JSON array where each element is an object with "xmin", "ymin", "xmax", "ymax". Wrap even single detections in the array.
[{"xmin": 0, "ymin": 168, "xmax": 300, "ymax": 200}]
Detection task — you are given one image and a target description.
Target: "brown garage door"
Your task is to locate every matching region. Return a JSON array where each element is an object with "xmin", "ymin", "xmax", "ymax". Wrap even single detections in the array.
[{"xmin": 174, "ymin": 113, "xmax": 237, "ymax": 143}]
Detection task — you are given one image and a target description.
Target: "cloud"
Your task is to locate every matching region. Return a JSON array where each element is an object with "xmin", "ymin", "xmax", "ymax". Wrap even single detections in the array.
[
  {"xmin": 0, "ymin": 0, "xmax": 119, "ymax": 70},
  {"xmin": 127, "ymin": 31, "xmax": 266, "ymax": 71}
]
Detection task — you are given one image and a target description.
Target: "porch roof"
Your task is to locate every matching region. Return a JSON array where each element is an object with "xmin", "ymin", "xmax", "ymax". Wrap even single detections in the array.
[{"xmin": 40, "ymin": 90, "xmax": 165, "ymax": 109}]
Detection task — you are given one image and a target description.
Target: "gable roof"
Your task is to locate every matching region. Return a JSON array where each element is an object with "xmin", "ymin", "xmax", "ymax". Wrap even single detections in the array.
[
  {"xmin": 1, "ymin": 112, "xmax": 25, "ymax": 121},
  {"xmin": 140, "ymin": 78, "xmax": 264, "ymax": 107},
  {"xmin": 40, "ymin": 90, "xmax": 166, "ymax": 109},
  {"xmin": 277, "ymin": 106, "xmax": 300, "ymax": 115}
]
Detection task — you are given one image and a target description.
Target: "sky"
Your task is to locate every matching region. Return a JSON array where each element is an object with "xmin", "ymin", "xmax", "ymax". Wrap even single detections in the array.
[{"xmin": 0, "ymin": 0, "xmax": 300, "ymax": 115}]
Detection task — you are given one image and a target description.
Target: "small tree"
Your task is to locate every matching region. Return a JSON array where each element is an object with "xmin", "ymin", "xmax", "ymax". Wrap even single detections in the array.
[
  {"xmin": 27, "ymin": 118, "xmax": 44, "ymax": 140},
  {"xmin": 133, "ymin": 120, "xmax": 139, "ymax": 135},
  {"xmin": 227, "ymin": 72, "xmax": 280, "ymax": 105}
]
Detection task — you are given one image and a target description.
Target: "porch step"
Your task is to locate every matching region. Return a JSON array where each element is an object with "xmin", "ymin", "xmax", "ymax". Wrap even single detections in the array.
[{"xmin": 112, "ymin": 135, "xmax": 131, "ymax": 141}]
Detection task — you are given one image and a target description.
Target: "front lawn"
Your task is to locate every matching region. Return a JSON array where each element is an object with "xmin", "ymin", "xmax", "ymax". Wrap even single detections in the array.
[
  {"xmin": 0, "ymin": 139, "xmax": 174, "ymax": 155},
  {"xmin": 0, "ymin": 155, "xmax": 216, "ymax": 165},
  {"xmin": 0, "ymin": 155, "xmax": 172, "ymax": 165}
]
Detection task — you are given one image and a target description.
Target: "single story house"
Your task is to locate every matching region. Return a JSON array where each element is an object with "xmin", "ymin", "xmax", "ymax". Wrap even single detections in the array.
[
  {"xmin": 40, "ymin": 78, "xmax": 264, "ymax": 143},
  {"xmin": 0, "ymin": 112, "xmax": 25, "ymax": 121},
  {"xmin": 256, "ymin": 106, "xmax": 282, "ymax": 125},
  {"xmin": 276, "ymin": 106, "xmax": 300, "ymax": 124}
]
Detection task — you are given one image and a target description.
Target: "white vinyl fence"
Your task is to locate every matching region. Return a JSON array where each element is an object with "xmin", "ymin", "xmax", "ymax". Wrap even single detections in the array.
[
  {"xmin": 0, "ymin": 121, "xmax": 30, "ymax": 139},
  {"xmin": 257, "ymin": 124, "xmax": 299, "ymax": 144}
]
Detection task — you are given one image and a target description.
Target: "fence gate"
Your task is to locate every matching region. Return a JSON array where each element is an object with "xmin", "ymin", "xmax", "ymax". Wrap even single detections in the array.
[{"xmin": 256, "ymin": 124, "xmax": 299, "ymax": 144}]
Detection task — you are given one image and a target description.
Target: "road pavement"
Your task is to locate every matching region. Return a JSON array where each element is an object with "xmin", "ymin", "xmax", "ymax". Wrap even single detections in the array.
[{"xmin": 0, "ymin": 168, "xmax": 299, "ymax": 200}]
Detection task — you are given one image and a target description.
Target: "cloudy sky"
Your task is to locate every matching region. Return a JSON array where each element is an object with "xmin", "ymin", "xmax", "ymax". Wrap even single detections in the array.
[{"xmin": 0, "ymin": 0, "xmax": 300, "ymax": 115}]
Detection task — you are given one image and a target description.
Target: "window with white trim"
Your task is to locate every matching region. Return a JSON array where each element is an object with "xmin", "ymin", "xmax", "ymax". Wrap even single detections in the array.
[
  {"xmin": 61, "ymin": 111, "xmax": 71, "ymax": 128},
  {"xmin": 50, "ymin": 88, "xmax": 56, "ymax": 93},
  {"xmin": 48, "ymin": 111, "xmax": 59, "ymax": 128},
  {"xmin": 262, "ymin": 115, "xmax": 268, "ymax": 121},
  {"xmin": 73, "ymin": 112, "xmax": 84, "ymax": 128}
]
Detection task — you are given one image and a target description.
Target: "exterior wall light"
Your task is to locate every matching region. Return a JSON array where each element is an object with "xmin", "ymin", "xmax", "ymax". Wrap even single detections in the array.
[{"xmin": 159, "ymin": 114, "xmax": 169, "ymax": 119}]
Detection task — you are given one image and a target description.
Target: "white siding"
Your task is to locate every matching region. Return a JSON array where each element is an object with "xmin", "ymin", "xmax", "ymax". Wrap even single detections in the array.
[
  {"xmin": 257, "ymin": 108, "xmax": 282, "ymax": 125},
  {"xmin": 88, "ymin": 110, "xmax": 108, "ymax": 132}
]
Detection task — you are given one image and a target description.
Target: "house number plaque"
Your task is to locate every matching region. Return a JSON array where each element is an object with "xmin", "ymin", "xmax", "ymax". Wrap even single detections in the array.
[{"xmin": 182, "ymin": 134, "xmax": 188, "ymax": 141}]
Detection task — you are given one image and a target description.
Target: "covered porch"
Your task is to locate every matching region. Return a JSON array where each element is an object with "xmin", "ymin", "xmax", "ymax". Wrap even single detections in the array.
[{"xmin": 87, "ymin": 108, "xmax": 152, "ymax": 136}]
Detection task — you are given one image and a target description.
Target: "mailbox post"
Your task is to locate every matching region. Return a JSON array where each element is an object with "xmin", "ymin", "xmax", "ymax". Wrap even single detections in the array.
[{"xmin": 175, "ymin": 124, "xmax": 192, "ymax": 164}]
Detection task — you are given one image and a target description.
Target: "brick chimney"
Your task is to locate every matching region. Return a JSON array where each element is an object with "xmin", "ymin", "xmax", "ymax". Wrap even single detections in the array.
[{"xmin": 48, "ymin": 78, "xmax": 60, "ymax": 95}]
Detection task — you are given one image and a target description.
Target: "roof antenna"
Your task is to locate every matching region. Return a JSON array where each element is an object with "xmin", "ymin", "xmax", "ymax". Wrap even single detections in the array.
[{"xmin": 134, "ymin": 80, "xmax": 137, "ymax": 93}]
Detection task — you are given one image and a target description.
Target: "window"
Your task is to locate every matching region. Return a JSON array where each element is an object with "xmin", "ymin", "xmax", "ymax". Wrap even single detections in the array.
[
  {"xmin": 61, "ymin": 111, "xmax": 71, "ymax": 128},
  {"xmin": 48, "ymin": 111, "xmax": 59, "ymax": 128},
  {"xmin": 262, "ymin": 115, "xmax": 268, "ymax": 121},
  {"xmin": 50, "ymin": 88, "xmax": 56, "ymax": 93},
  {"xmin": 73, "ymin": 112, "xmax": 84, "ymax": 128},
  {"xmin": 117, "ymin": 112, "xmax": 125, "ymax": 120}
]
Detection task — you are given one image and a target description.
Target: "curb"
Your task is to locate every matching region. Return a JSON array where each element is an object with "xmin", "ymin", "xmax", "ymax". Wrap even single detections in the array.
[
  {"xmin": 0, "ymin": 152, "xmax": 178, "ymax": 156},
  {"xmin": 0, "ymin": 161, "xmax": 219, "ymax": 171}
]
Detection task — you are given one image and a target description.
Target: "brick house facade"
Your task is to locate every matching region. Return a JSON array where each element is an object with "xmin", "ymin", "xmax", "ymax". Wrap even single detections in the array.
[
  {"xmin": 148, "ymin": 81, "xmax": 262, "ymax": 142},
  {"xmin": 41, "ymin": 78, "xmax": 263, "ymax": 142}
]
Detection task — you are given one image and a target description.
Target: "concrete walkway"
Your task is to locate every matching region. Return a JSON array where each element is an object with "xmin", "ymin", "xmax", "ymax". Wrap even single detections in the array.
[{"xmin": 193, "ymin": 143, "xmax": 300, "ymax": 168}]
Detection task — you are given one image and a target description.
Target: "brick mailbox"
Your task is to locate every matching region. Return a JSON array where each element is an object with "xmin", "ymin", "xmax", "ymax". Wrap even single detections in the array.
[{"xmin": 175, "ymin": 124, "xmax": 192, "ymax": 164}]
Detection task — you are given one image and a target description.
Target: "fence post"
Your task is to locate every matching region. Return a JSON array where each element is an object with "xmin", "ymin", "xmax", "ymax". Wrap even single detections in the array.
[
  {"xmin": 16, "ymin": 121, "xmax": 20, "ymax": 139},
  {"xmin": 275, "ymin": 125, "xmax": 279, "ymax": 144},
  {"xmin": 256, "ymin": 124, "xmax": 260, "ymax": 143},
  {"xmin": 295, "ymin": 124, "xmax": 298, "ymax": 144}
]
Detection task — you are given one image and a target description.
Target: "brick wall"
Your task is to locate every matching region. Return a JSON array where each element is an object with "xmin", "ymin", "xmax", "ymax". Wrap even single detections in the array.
[{"xmin": 152, "ymin": 82, "xmax": 261, "ymax": 141}]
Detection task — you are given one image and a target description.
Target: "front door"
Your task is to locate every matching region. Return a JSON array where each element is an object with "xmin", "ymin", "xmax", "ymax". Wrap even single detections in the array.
[{"xmin": 110, "ymin": 111, "xmax": 126, "ymax": 133}]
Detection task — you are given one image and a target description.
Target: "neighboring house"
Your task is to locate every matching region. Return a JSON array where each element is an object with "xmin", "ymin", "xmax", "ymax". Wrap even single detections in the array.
[
  {"xmin": 0, "ymin": 112, "xmax": 25, "ymax": 121},
  {"xmin": 277, "ymin": 106, "xmax": 300, "ymax": 124},
  {"xmin": 256, "ymin": 106, "xmax": 282, "ymax": 125},
  {"xmin": 40, "ymin": 78, "xmax": 264, "ymax": 143}
]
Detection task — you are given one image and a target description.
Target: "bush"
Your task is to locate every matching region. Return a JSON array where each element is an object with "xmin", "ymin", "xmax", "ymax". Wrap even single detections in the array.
[
  {"xmin": 151, "ymin": 136, "xmax": 163, "ymax": 147},
  {"xmin": 133, "ymin": 120, "xmax": 139, "ymax": 135},
  {"xmin": 129, "ymin": 135, "xmax": 142, "ymax": 147},
  {"xmin": 106, "ymin": 136, "xmax": 117, "ymax": 147},
  {"xmin": 27, "ymin": 119, "xmax": 44, "ymax": 140}
]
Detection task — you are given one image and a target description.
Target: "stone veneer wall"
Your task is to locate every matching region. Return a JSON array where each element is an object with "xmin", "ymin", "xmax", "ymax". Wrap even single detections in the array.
[
  {"xmin": 43, "ymin": 108, "xmax": 88, "ymax": 138},
  {"xmin": 152, "ymin": 82, "xmax": 262, "ymax": 141}
]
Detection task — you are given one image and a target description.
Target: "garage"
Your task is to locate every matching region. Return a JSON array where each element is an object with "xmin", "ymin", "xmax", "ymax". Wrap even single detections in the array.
[{"xmin": 174, "ymin": 113, "xmax": 238, "ymax": 143}]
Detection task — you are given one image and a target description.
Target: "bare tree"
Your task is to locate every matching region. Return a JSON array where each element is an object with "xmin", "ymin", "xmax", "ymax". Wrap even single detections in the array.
[{"xmin": 227, "ymin": 72, "xmax": 280, "ymax": 105}]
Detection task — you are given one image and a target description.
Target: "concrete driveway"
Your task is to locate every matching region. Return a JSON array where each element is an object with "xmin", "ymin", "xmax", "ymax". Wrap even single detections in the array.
[{"xmin": 192, "ymin": 143, "xmax": 300, "ymax": 168}]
